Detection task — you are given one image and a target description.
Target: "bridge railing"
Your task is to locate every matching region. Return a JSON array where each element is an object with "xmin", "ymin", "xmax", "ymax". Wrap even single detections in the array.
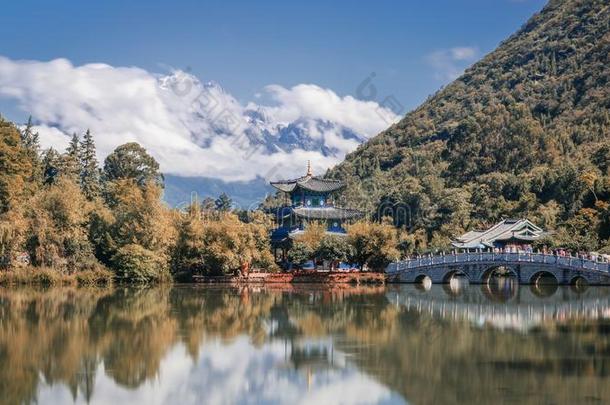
[{"xmin": 387, "ymin": 252, "xmax": 610, "ymax": 274}]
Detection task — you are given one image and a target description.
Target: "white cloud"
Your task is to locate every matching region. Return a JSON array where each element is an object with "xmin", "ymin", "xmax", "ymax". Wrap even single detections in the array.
[
  {"xmin": 450, "ymin": 47, "xmax": 477, "ymax": 61},
  {"xmin": 425, "ymin": 46, "xmax": 479, "ymax": 82},
  {"xmin": 37, "ymin": 338, "xmax": 403, "ymax": 405},
  {"xmin": 0, "ymin": 56, "xmax": 399, "ymax": 182},
  {"xmin": 259, "ymin": 84, "xmax": 393, "ymax": 136}
]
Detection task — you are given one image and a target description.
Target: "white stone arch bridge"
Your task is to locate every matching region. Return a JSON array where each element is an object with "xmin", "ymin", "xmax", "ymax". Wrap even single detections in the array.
[{"xmin": 386, "ymin": 252, "xmax": 610, "ymax": 286}]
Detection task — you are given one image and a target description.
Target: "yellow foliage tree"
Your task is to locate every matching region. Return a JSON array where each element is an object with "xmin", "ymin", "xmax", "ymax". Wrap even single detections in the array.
[
  {"xmin": 0, "ymin": 209, "xmax": 27, "ymax": 268},
  {"xmin": 294, "ymin": 221, "xmax": 326, "ymax": 251},
  {"xmin": 25, "ymin": 176, "xmax": 97, "ymax": 272},
  {"xmin": 347, "ymin": 220, "xmax": 400, "ymax": 271},
  {"xmin": 174, "ymin": 209, "xmax": 274, "ymax": 276},
  {"xmin": 98, "ymin": 179, "xmax": 176, "ymax": 281},
  {"xmin": 0, "ymin": 118, "xmax": 35, "ymax": 214}
]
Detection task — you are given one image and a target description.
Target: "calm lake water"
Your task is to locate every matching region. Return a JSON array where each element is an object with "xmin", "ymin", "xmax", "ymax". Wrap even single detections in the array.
[{"xmin": 1, "ymin": 281, "xmax": 610, "ymax": 405}]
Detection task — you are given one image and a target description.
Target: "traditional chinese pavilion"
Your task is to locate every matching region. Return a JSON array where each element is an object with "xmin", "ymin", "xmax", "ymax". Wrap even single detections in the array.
[
  {"xmin": 270, "ymin": 162, "xmax": 363, "ymax": 263},
  {"xmin": 452, "ymin": 219, "xmax": 545, "ymax": 252}
]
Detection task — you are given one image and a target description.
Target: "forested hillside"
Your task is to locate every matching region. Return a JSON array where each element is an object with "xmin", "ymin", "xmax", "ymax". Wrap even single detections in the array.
[{"xmin": 329, "ymin": 0, "xmax": 610, "ymax": 252}]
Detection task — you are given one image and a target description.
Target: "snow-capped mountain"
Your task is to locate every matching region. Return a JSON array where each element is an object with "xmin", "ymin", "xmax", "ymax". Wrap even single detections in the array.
[
  {"xmin": 157, "ymin": 72, "xmax": 372, "ymax": 207},
  {"xmin": 0, "ymin": 57, "xmax": 399, "ymax": 206},
  {"xmin": 158, "ymin": 72, "xmax": 367, "ymax": 159}
]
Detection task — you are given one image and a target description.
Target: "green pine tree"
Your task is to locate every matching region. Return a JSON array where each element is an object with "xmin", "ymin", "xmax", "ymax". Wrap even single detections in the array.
[
  {"xmin": 59, "ymin": 133, "xmax": 81, "ymax": 180},
  {"xmin": 19, "ymin": 116, "xmax": 42, "ymax": 186},
  {"xmin": 41, "ymin": 148, "xmax": 61, "ymax": 185},
  {"xmin": 201, "ymin": 197, "xmax": 216, "ymax": 211},
  {"xmin": 79, "ymin": 129, "xmax": 101, "ymax": 199},
  {"xmin": 215, "ymin": 193, "xmax": 232, "ymax": 212}
]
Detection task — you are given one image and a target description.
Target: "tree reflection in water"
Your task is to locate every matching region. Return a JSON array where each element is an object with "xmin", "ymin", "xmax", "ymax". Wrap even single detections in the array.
[{"xmin": 1, "ymin": 283, "xmax": 610, "ymax": 404}]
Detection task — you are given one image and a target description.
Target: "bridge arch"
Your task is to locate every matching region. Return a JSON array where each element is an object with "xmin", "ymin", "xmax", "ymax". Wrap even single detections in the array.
[
  {"xmin": 442, "ymin": 270, "xmax": 471, "ymax": 284},
  {"xmin": 529, "ymin": 270, "xmax": 559, "ymax": 286},
  {"xmin": 441, "ymin": 270, "xmax": 470, "ymax": 297},
  {"xmin": 414, "ymin": 274, "xmax": 432, "ymax": 291},
  {"xmin": 569, "ymin": 275, "xmax": 589, "ymax": 293},
  {"xmin": 529, "ymin": 271, "xmax": 559, "ymax": 297},
  {"xmin": 480, "ymin": 265, "xmax": 518, "ymax": 284}
]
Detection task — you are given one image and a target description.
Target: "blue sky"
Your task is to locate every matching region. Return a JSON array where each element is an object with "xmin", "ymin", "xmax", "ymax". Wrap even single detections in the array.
[{"xmin": 1, "ymin": 0, "xmax": 546, "ymax": 118}]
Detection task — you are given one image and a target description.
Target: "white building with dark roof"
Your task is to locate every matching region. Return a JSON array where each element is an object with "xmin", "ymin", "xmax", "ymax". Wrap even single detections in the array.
[{"xmin": 452, "ymin": 219, "xmax": 545, "ymax": 251}]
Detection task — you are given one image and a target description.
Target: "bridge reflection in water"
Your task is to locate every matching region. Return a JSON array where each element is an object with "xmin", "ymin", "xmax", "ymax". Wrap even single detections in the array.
[{"xmin": 387, "ymin": 278, "xmax": 610, "ymax": 331}]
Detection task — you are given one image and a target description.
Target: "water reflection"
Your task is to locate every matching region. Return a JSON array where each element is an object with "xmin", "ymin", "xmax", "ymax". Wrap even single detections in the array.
[
  {"xmin": 1, "ymin": 284, "xmax": 610, "ymax": 404},
  {"xmin": 389, "ymin": 281, "xmax": 610, "ymax": 331}
]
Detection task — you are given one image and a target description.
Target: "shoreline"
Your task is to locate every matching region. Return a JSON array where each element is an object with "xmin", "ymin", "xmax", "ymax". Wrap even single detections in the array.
[
  {"xmin": 193, "ymin": 271, "xmax": 386, "ymax": 285},
  {"xmin": 0, "ymin": 268, "xmax": 386, "ymax": 287}
]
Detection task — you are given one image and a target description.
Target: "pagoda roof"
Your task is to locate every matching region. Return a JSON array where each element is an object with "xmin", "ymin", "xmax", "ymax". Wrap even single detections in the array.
[
  {"xmin": 452, "ymin": 219, "xmax": 545, "ymax": 249},
  {"xmin": 270, "ymin": 174, "xmax": 344, "ymax": 193},
  {"xmin": 292, "ymin": 206, "xmax": 363, "ymax": 220}
]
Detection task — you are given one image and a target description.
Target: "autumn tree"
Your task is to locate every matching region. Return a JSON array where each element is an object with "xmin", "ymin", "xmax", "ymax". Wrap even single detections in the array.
[
  {"xmin": 293, "ymin": 221, "xmax": 326, "ymax": 251},
  {"xmin": 0, "ymin": 117, "xmax": 34, "ymax": 214},
  {"xmin": 92, "ymin": 142, "xmax": 174, "ymax": 281},
  {"xmin": 347, "ymin": 220, "xmax": 400, "ymax": 271},
  {"xmin": 112, "ymin": 243, "xmax": 171, "ymax": 283},
  {"xmin": 287, "ymin": 242, "xmax": 313, "ymax": 267},
  {"xmin": 0, "ymin": 209, "xmax": 27, "ymax": 269},
  {"xmin": 171, "ymin": 204, "xmax": 206, "ymax": 277},
  {"xmin": 201, "ymin": 213, "xmax": 274, "ymax": 275},
  {"xmin": 98, "ymin": 179, "xmax": 175, "ymax": 281},
  {"xmin": 555, "ymin": 208, "xmax": 602, "ymax": 252},
  {"xmin": 24, "ymin": 176, "xmax": 98, "ymax": 272},
  {"xmin": 173, "ymin": 210, "xmax": 274, "ymax": 276},
  {"xmin": 580, "ymin": 170, "xmax": 599, "ymax": 202},
  {"xmin": 316, "ymin": 235, "xmax": 354, "ymax": 269}
]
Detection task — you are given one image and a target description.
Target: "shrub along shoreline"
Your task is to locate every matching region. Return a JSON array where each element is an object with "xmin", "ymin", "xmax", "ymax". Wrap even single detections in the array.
[{"xmin": 0, "ymin": 266, "xmax": 114, "ymax": 287}]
